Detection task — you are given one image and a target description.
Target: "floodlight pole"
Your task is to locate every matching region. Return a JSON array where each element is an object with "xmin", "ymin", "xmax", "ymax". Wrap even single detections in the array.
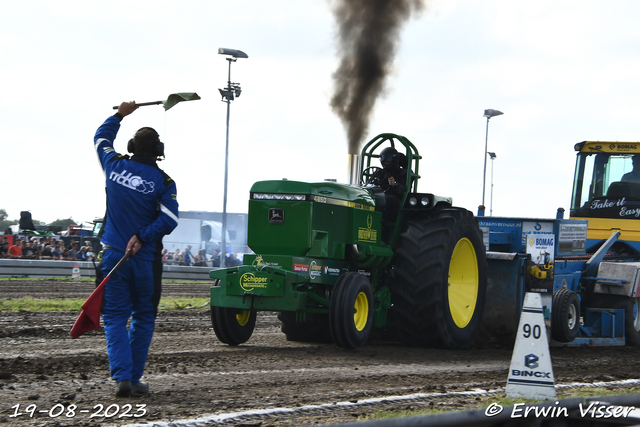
[
  {"xmin": 481, "ymin": 109, "xmax": 503, "ymax": 211},
  {"xmin": 218, "ymin": 48, "xmax": 247, "ymax": 268},
  {"xmin": 221, "ymin": 59, "xmax": 233, "ymax": 268}
]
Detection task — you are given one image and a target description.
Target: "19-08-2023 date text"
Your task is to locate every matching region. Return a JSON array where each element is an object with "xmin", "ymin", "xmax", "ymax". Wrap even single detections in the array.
[{"xmin": 10, "ymin": 403, "xmax": 147, "ymax": 419}]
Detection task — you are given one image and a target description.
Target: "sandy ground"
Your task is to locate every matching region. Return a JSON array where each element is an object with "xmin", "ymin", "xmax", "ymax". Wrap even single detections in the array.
[{"xmin": 1, "ymin": 279, "xmax": 640, "ymax": 427}]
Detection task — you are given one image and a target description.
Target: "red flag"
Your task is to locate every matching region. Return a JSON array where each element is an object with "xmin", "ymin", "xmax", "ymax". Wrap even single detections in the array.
[
  {"xmin": 70, "ymin": 250, "xmax": 131, "ymax": 339},
  {"xmin": 70, "ymin": 279, "xmax": 107, "ymax": 338}
]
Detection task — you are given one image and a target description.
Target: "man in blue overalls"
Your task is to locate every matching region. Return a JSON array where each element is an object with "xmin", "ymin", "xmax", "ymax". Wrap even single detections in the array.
[{"xmin": 94, "ymin": 101, "xmax": 179, "ymax": 397}]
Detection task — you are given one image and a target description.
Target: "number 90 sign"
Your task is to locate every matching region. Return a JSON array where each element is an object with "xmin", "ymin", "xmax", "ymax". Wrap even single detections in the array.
[{"xmin": 523, "ymin": 323, "xmax": 541, "ymax": 339}]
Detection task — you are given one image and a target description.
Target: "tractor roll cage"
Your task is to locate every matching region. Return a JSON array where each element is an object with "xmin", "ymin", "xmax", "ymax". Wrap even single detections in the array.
[{"xmin": 359, "ymin": 133, "xmax": 422, "ymax": 196}]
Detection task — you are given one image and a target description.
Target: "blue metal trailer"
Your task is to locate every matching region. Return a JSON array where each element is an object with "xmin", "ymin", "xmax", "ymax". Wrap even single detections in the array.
[{"xmin": 478, "ymin": 212, "xmax": 634, "ymax": 346}]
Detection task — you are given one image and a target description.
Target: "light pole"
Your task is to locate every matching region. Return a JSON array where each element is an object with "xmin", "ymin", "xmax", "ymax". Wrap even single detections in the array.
[
  {"xmin": 218, "ymin": 47, "xmax": 248, "ymax": 268},
  {"xmin": 482, "ymin": 109, "xmax": 503, "ymax": 211},
  {"xmin": 488, "ymin": 152, "xmax": 496, "ymax": 216}
]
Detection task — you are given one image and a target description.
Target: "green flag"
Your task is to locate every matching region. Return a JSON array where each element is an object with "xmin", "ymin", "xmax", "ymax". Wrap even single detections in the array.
[
  {"xmin": 112, "ymin": 93, "xmax": 201, "ymax": 111},
  {"xmin": 163, "ymin": 92, "xmax": 201, "ymax": 111}
]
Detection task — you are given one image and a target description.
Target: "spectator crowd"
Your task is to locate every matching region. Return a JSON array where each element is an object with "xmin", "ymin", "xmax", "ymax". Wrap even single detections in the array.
[
  {"xmin": 0, "ymin": 236, "xmax": 97, "ymax": 261},
  {"xmin": 1, "ymin": 236, "xmax": 243, "ymax": 268}
]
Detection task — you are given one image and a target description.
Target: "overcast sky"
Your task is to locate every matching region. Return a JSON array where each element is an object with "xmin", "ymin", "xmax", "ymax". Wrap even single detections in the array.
[{"xmin": 2, "ymin": 0, "xmax": 640, "ymax": 225}]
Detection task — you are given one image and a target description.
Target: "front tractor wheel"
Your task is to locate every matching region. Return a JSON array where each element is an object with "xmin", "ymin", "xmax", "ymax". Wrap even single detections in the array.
[
  {"xmin": 392, "ymin": 208, "xmax": 487, "ymax": 349},
  {"xmin": 211, "ymin": 306, "xmax": 257, "ymax": 346},
  {"xmin": 329, "ymin": 272, "xmax": 374, "ymax": 349}
]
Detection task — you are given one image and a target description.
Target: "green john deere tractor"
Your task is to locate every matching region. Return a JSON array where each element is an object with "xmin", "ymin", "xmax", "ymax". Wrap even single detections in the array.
[{"xmin": 209, "ymin": 133, "xmax": 487, "ymax": 349}]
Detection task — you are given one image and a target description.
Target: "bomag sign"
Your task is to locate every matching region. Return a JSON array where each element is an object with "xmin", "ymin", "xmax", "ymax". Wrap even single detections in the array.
[
  {"xmin": 610, "ymin": 143, "xmax": 638, "ymax": 152},
  {"xmin": 581, "ymin": 141, "xmax": 640, "ymax": 153}
]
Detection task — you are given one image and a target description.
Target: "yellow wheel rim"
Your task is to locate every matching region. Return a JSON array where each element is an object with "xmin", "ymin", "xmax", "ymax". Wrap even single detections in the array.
[
  {"xmin": 236, "ymin": 310, "xmax": 251, "ymax": 327},
  {"xmin": 353, "ymin": 291, "xmax": 369, "ymax": 332},
  {"xmin": 448, "ymin": 238, "xmax": 479, "ymax": 328}
]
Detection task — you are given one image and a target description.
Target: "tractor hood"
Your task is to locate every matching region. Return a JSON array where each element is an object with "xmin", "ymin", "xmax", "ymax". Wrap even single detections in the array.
[
  {"xmin": 247, "ymin": 180, "xmax": 382, "ymax": 258},
  {"xmin": 250, "ymin": 180, "xmax": 376, "ymax": 209}
]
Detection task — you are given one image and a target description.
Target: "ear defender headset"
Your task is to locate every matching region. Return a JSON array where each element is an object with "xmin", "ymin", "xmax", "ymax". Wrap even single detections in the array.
[{"xmin": 127, "ymin": 127, "xmax": 165, "ymax": 158}]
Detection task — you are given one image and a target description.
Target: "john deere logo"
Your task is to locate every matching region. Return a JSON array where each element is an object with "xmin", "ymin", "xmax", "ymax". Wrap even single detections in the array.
[
  {"xmin": 269, "ymin": 208, "xmax": 284, "ymax": 224},
  {"xmin": 240, "ymin": 272, "xmax": 269, "ymax": 292}
]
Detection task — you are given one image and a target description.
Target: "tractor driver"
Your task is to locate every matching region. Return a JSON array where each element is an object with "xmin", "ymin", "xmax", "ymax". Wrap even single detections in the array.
[
  {"xmin": 374, "ymin": 147, "xmax": 407, "ymax": 221},
  {"xmin": 622, "ymin": 154, "xmax": 640, "ymax": 183}
]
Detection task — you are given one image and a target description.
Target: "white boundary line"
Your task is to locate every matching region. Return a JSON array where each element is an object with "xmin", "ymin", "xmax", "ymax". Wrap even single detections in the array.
[{"xmin": 121, "ymin": 379, "xmax": 640, "ymax": 427}]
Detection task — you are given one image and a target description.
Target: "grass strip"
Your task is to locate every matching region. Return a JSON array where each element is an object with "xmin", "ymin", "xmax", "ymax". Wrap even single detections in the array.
[
  {"xmin": 0, "ymin": 277, "xmax": 211, "ymax": 284},
  {"xmin": 0, "ymin": 296, "xmax": 209, "ymax": 311}
]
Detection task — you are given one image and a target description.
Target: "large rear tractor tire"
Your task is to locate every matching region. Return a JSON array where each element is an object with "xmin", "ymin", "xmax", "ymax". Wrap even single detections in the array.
[
  {"xmin": 277, "ymin": 311, "xmax": 332, "ymax": 343},
  {"xmin": 600, "ymin": 295, "xmax": 640, "ymax": 346},
  {"xmin": 627, "ymin": 297, "xmax": 640, "ymax": 346},
  {"xmin": 211, "ymin": 306, "xmax": 257, "ymax": 346},
  {"xmin": 391, "ymin": 207, "xmax": 487, "ymax": 349},
  {"xmin": 551, "ymin": 288, "xmax": 581, "ymax": 342},
  {"xmin": 329, "ymin": 272, "xmax": 374, "ymax": 349}
]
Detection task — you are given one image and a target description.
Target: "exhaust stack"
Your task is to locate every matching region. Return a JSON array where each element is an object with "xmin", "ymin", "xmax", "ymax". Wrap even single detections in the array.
[{"xmin": 348, "ymin": 154, "xmax": 361, "ymax": 185}]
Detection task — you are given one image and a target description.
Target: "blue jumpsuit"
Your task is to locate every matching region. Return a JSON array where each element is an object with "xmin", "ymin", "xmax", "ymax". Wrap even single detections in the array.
[{"xmin": 94, "ymin": 115, "xmax": 179, "ymax": 384}]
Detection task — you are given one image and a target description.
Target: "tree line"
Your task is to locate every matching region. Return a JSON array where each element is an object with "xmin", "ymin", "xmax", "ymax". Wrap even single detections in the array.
[{"xmin": 0, "ymin": 209, "xmax": 77, "ymax": 233}]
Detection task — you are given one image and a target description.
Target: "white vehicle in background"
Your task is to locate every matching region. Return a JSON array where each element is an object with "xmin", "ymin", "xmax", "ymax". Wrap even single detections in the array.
[{"xmin": 162, "ymin": 219, "xmax": 231, "ymax": 256}]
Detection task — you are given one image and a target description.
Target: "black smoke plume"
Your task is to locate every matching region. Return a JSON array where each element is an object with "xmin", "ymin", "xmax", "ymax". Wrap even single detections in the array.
[{"xmin": 330, "ymin": 0, "xmax": 425, "ymax": 154}]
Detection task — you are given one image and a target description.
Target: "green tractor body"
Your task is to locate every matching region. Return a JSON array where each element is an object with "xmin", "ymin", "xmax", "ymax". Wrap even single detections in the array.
[{"xmin": 210, "ymin": 133, "xmax": 487, "ymax": 349}]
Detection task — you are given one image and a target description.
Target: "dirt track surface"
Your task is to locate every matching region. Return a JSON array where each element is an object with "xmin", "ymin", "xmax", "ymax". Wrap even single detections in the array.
[{"xmin": 1, "ymin": 279, "xmax": 640, "ymax": 427}]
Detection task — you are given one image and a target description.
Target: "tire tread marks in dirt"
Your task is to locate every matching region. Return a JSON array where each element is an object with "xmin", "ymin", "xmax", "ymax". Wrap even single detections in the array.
[{"xmin": 391, "ymin": 207, "xmax": 487, "ymax": 349}]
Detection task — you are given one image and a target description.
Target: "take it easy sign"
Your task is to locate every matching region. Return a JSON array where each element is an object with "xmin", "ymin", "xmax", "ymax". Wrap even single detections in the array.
[{"xmin": 590, "ymin": 197, "xmax": 640, "ymax": 219}]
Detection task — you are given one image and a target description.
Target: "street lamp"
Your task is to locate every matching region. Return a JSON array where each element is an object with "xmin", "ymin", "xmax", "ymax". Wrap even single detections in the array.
[
  {"xmin": 218, "ymin": 47, "xmax": 248, "ymax": 268},
  {"xmin": 488, "ymin": 152, "xmax": 496, "ymax": 216},
  {"xmin": 482, "ymin": 109, "xmax": 503, "ymax": 212}
]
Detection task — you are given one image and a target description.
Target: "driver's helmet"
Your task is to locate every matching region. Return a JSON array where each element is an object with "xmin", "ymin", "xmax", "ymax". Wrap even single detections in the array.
[{"xmin": 380, "ymin": 147, "xmax": 399, "ymax": 170}]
